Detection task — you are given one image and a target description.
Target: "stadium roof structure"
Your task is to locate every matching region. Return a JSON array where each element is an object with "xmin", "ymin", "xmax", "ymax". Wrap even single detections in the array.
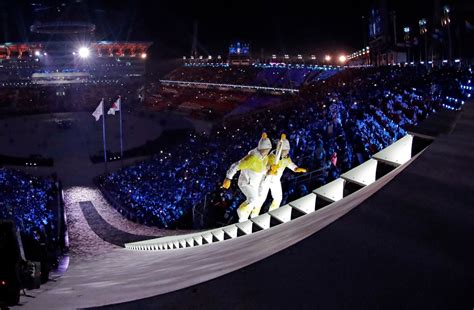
[{"xmin": 0, "ymin": 41, "xmax": 152, "ymax": 59}]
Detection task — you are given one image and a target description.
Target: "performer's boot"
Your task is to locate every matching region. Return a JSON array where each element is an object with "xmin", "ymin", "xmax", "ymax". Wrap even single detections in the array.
[{"xmin": 237, "ymin": 201, "xmax": 251, "ymax": 222}]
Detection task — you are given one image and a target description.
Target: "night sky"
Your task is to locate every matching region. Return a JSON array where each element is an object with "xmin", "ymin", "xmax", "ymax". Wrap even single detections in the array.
[{"xmin": 0, "ymin": 0, "xmax": 468, "ymax": 59}]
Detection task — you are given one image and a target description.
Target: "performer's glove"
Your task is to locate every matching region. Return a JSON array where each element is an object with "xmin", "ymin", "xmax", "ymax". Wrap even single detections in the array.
[
  {"xmin": 222, "ymin": 178, "xmax": 231, "ymax": 189},
  {"xmin": 295, "ymin": 167, "xmax": 307, "ymax": 173},
  {"xmin": 269, "ymin": 165, "xmax": 279, "ymax": 175}
]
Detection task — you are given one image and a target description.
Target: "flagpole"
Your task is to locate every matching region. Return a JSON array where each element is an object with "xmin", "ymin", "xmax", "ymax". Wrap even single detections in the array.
[
  {"xmin": 119, "ymin": 96, "xmax": 124, "ymax": 167},
  {"xmin": 102, "ymin": 98, "xmax": 107, "ymax": 172}
]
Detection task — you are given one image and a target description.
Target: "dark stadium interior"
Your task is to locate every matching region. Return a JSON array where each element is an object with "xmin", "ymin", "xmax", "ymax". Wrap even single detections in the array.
[{"xmin": 0, "ymin": 0, "xmax": 473, "ymax": 309}]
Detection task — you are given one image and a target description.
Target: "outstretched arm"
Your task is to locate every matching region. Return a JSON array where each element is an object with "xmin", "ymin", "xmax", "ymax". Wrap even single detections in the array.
[{"xmin": 288, "ymin": 158, "xmax": 307, "ymax": 173}]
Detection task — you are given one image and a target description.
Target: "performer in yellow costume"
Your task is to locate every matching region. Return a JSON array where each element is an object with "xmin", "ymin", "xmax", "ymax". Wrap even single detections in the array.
[
  {"xmin": 222, "ymin": 133, "xmax": 272, "ymax": 222},
  {"xmin": 258, "ymin": 134, "xmax": 307, "ymax": 213}
]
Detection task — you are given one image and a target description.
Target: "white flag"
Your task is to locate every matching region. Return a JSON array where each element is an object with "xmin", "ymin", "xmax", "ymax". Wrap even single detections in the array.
[
  {"xmin": 92, "ymin": 99, "xmax": 104, "ymax": 121},
  {"xmin": 108, "ymin": 97, "xmax": 121, "ymax": 115}
]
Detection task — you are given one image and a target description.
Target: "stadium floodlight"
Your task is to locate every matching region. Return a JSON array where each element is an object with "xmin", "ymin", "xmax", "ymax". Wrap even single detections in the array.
[
  {"xmin": 141, "ymin": 53, "xmax": 147, "ymax": 59},
  {"xmin": 34, "ymin": 50, "xmax": 41, "ymax": 57},
  {"xmin": 78, "ymin": 46, "xmax": 90, "ymax": 58},
  {"xmin": 339, "ymin": 55, "xmax": 347, "ymax": 63},
  {"xmin": 324, "ymin": 55, "xmax": 331, "ymax": 62}
]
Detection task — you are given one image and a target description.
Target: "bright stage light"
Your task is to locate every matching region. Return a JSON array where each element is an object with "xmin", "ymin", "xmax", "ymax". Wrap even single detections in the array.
[
  {"xmin": 324, "ymin": 55, "xmax": 331, "ymax": 62},
  {"xmin": 339, "ymin": 55, "xmax": 347, "ymax": 63},
  {"xmin": 34, "ymin": 50, "xmax": 41, "ymax": 57},
  {"xmin": 141, "ymin": 52, "xmax": 147, "ymax": 59},
  {"xmin": 78, "ymin": 47, "xmax": 90, "ymax": 58}
]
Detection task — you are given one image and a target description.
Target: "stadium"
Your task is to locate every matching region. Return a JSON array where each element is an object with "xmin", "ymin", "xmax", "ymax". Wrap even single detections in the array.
[{"xmin": 0, "ymin": 0, "xmax": 473, "ymax": 309}]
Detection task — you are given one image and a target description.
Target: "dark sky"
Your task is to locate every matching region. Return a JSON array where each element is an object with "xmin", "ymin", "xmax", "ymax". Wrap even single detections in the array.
[{"xmin": 0, "ymin": 0, "xmax": 467, "ymax": 58}]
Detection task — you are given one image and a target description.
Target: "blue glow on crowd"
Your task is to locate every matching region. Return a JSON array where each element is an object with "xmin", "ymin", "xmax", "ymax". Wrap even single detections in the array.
[
  {"xmin": 99, "ymin": 66, "xmax": 472, "ymax": 228},
  {"xmin": 0, "ymin": 168, "xmax": 56, "ymax": 237}
]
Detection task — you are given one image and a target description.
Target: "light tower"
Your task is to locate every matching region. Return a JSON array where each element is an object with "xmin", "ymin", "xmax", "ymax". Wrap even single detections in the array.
[
  {"xmin": 418, "ymin": 18, "xmax": 428, "ymax": 66},
  {"xmin": 441, "ymin": 5, "xmax": 452, "ymax": 63},
  {"xmin": 404, "ymin": 26, "xmax": 411, "ymax": 63}
]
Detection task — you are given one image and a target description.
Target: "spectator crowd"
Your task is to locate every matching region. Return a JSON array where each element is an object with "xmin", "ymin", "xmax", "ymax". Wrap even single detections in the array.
[
  {"xmin": 0, "ymin": 168, "xmax": 59, "ymax": 241},
  {"xmin": 94, "ymin": 65, "xmax": 471, "ymax": 228},
  {"xmin": 166, "ymin": 64, "xmax": 339, "ymax": 89}
]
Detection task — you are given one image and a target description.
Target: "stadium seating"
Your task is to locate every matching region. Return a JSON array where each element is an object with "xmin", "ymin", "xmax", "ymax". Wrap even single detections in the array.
[{"xmin": 98, "ymin": 66, "xmax": 472, "ymax": 228}]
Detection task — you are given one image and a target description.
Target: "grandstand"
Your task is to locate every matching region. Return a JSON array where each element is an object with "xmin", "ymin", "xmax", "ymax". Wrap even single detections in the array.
[
  {"xmin": 0, "ymin": 41, "xmax": 150, "ymax": 86},
  {"xmin": 173, "ymin": 63, "xmax": 340, "ymax": 89}
]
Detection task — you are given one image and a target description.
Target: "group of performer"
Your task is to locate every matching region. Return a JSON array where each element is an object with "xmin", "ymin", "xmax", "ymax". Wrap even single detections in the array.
[{"xmin": 222, "ymin": 133, "xmax": 307, "ymax": 222}]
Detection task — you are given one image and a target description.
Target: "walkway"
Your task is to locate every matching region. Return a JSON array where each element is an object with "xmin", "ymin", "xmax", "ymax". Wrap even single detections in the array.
[{"xmin": 79, "ymin": 201, "xmax": 156, "ymax": 247}]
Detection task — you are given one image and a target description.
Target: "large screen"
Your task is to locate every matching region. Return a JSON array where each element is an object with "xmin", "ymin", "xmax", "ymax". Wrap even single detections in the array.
[{"xmin": 229, "ymin": 42, "xmax": 249, "ymax": 56}]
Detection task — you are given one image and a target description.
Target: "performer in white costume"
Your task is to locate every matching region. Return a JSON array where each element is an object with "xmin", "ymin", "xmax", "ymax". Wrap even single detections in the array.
[
  {"xmin": 257, "ymin": 134, "xmax": 307, "ymax": 213},
  {"xmin": 222, "ymin": 133, "xmax": 272, "ymax": 222}
]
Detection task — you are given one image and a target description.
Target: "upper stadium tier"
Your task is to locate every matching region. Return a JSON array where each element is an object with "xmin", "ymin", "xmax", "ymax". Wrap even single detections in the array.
[
  {"xmin": 0, "ymin": 0, "xmax": 152, "ymax": 86},
  {"xmin": 30, "ymin": 21, "xmax": 96, "ymax": 34},
  {"xmin": 29, "ymin": 0, "xmax": 96, "ymax": 37},
  {"xmin": 0, "ymin": 41, "xmax": 151, "ymax": 86},
  {"xmin": 0, "ymin": 41, "xmax": 151, "ymax": 59}
]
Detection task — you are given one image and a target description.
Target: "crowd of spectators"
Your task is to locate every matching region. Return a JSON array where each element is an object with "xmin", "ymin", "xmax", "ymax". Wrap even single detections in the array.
[
  {"xmin": 165, "ymin": 64, "xmax": 339, "ymax": 88},
  {"xmin": 0, "ymin": 168, "xmax": 58, "ymax": 239},
  {"xmin": 144, "ymin": 83, "xmax": 253, "ymax": 118},
  {"xmin": 144, "ymin": 82, "xmax": 294, "ymax": 120},
  {"xmin": 99, "ymin": 65, "xmax": 472, "ymax": 228},
  {"xmin": 0, "ymin": 83, "xmax": 143, "ymax": 116},
  {"xmin": 0, "ymin": 167, "xmax": 64, "ymax": 273}
]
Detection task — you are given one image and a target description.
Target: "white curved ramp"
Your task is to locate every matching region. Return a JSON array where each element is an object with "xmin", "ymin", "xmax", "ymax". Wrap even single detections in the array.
[{"xmin": 21, "ymin": 135, "xmax": 420, "ymax": 309}]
